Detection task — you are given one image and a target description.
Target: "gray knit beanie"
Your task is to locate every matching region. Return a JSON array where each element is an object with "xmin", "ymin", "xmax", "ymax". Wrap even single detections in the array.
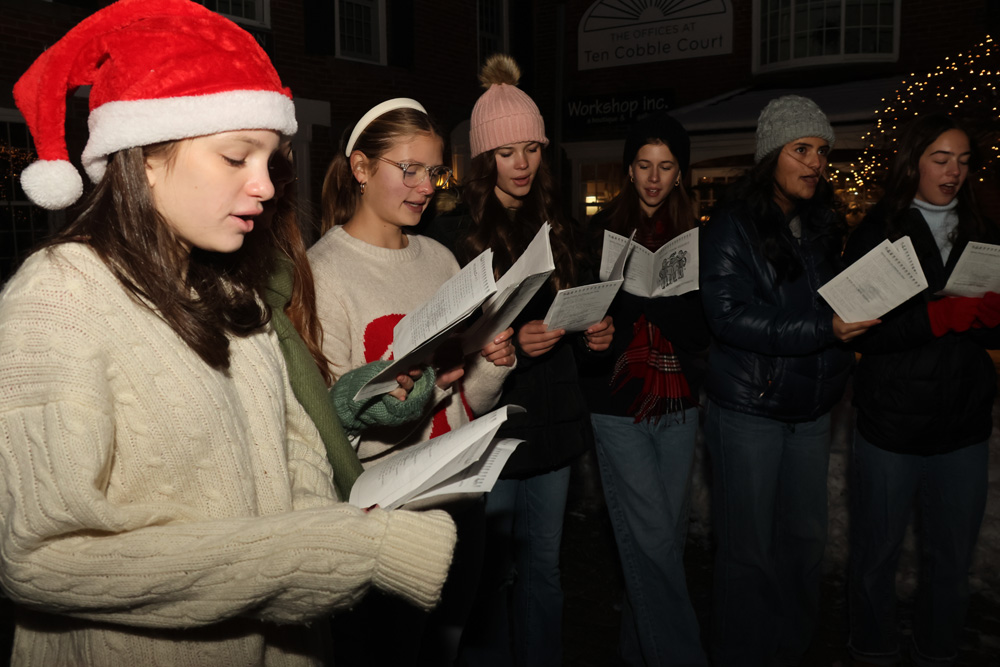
[{"xmin": 754, "ymin": 95, "xmax": 834, "ymax": 163}]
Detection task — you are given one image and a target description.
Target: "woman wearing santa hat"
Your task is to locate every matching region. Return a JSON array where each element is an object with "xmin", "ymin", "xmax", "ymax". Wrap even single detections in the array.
[{"xmin": 0, "ymin": 1, "xmax": 458, "ymax": 664}]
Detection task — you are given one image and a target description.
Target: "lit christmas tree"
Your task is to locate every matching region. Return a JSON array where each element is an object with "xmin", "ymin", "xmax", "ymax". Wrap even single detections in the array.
[{"xmin": 855, "ymin": 35, "xmax": 999, "ymax": 200}]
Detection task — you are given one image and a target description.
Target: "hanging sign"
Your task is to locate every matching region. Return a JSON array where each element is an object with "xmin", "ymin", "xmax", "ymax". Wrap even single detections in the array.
[{"xmin": 578, "ymin": 0, "xmax": 733, "ymax": 71}]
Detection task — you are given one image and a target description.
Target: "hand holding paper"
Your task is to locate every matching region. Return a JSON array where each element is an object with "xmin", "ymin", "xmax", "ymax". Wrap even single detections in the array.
[
  {"xmin": 819, "ymin": 236, "xmax": 927, "ymax": 323},
  {"xmin": 543, "ymin": 230, "xmax": 633, "ymax": 332},
  {"xmin": 462, "ymin": 222, "xmax": 556, "ymax": 354},
  {"xmin": 353, "ymin": 249, "xmax": 497, "ymax": 402}
]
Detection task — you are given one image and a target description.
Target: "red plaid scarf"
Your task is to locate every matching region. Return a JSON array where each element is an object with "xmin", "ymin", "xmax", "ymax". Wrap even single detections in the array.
[{"xmin": 610, "ymin": 313, "xmax": 692, "ymax": 423}]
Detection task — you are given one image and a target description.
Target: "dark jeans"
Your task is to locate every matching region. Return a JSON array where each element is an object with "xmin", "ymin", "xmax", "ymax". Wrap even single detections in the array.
[
  {"xmin": 848, "ymin": 430, "xmax": 988, "ymax": 667},
  {"xmin": 457, "ymin": 467, "xmax": 570, "ymax": 667},
  {"xmin": 705, "ymin": 401, "xmax": 831, "ymax": 667}
]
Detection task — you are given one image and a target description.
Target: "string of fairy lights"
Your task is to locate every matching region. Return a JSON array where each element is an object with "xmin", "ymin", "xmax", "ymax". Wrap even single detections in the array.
[{"xmin": 854, "ymin": 35, "xmax": 998, "ymax": 193}]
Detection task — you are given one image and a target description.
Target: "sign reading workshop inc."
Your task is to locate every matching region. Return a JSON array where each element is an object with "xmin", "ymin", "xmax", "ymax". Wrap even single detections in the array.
[
  {"xmin": 563, "ymin": 90, "xmax": 674, "ymax": 139},
  {"xmin": 578, "ymin": 0, "xmax": 733, "ymax": 71}
]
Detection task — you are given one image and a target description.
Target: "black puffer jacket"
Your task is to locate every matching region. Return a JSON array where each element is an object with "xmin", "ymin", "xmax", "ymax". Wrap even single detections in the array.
[
  {"xmin": 843, "ymin": 203, "xmax": 1000, "ymax": 456},
  {"xmin": 700, "ymin": 203, "xmax": 854, "ymax": 422}
]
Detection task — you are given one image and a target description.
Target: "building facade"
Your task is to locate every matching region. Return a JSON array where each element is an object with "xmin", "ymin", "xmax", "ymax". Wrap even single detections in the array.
[{"xmin": 1, "ymin": 0, "xmax": 997, "ymax": 282}]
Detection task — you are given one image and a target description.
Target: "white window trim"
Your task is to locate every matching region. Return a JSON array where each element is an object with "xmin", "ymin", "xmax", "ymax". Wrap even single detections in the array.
[
  {"xmin": 207, "ymin": 0, "xmax": 271, "ymax": 30},
  {"xmin": 752, "ymin": 0, "xmax": 900, "ymax": 74},
  {"xmin": 334, "ymin": 0, "xmax": 388, "ymax": 66}
]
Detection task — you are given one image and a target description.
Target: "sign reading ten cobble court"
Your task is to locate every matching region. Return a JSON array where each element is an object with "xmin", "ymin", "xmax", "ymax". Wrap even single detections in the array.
[{"xmin": 578, "ymin": 0, "xmax": 733, "ymax": 71}]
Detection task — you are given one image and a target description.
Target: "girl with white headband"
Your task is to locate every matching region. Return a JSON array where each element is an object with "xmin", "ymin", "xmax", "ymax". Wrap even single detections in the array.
[
  {"xmin": 0, "ymin": 1, "xmax": 458, "ymax": 665},
  {"xmin": 308, "ymin": 98, "xmax": 516, "ymax": 665}
]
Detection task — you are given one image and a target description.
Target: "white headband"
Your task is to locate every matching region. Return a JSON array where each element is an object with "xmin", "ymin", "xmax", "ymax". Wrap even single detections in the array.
[{"xmin": 345, "ymin": 97, "xmax": 428, "ymax": 156}]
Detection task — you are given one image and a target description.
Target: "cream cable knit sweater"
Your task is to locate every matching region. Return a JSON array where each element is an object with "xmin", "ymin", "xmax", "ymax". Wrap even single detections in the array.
[
  {"xmin": 0, "ymin": 244, "xmax": 456, "ymax": 666},
  {"xmin": 309, "ymin": 226, "xmax": 510, "ymax": 464}
]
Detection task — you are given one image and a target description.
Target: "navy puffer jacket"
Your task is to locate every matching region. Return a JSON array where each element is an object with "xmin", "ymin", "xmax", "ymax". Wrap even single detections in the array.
[{"xmin": 700, "ymin": 202, "xmax": 854, "ymax": 422}]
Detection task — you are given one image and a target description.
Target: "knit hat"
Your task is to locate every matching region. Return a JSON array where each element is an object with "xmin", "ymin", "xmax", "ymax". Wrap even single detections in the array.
[
  {"xmin": 469, "ymin": 54, "xmax": 548, "ymax": 158},
  {"xmin": 754, "ymin": 95, "xmax": 834, "ymax": 163},
  {"xmin": 13, "ymin": 0, "xmax": 298, "ymax": 210},
  {"xmin": 622, "ymin": 112, "xmax": 690, "ymax": 175}
]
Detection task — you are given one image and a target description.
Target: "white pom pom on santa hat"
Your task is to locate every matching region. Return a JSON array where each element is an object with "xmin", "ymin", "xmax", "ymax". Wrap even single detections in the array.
[
  {"xmin": 13, "ymin": 0, "xmax": 298, "ymax": 211},
  {"xmin": 19, "ymin": 160, "xmax": 84, "ymax": 211}
]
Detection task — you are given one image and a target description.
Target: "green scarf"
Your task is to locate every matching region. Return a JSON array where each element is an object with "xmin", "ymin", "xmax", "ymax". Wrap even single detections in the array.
[{"xmin": 263, "ymin": 254, "xmax": 364, "ymax": 500}]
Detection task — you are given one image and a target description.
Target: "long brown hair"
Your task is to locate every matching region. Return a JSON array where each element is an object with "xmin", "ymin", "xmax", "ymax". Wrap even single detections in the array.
[
  {"xmin": 458, "ymin": 149, "xmax": 583, "ymax": 290},
  {"xmin": 880, "ymin": 113, "xmax": 988, "ymax": 242},
  {"xmin": 321, "ymin": 108, "xmax": 441, "ymax": 233},
  {"xmin": 43, "ymin": 142, "xmax": 274, "ymax": 371}
]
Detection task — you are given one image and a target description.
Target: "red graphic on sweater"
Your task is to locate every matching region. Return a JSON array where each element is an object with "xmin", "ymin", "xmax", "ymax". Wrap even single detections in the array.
[{"xmin": 362, "ymin": 314, "xmax": 460, "ymax": 439}]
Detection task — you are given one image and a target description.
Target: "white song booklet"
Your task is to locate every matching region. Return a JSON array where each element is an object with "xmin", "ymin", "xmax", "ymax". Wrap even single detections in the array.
[
  {"xmin": 601, "ymin": 227, "xmax": 699, "ymax": 298},
  {"xmin": 349, "ymin": 405, "xmax": 524, "ymax": 510},
  {"xmin": 353, "ymin": 249, "xmax": 497, "ymax": 402},
  {"xmin": 818, "ymin": 236, "xmax": 927, "ymax": 323},
  {"xmin": 462, "ymin": 222, "xmax": 556, "ymax": 354},
  {"xmin": 939, "ymin": 242, "xmax": 1000, "ymax": 297},
  {"xmin": 542, "ymin": 230, "xmax": 634, "ymax": 332}
]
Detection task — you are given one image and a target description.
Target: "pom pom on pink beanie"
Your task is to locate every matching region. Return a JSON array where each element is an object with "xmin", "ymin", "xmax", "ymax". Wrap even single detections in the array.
[{"xmin": 469, "ymin": 54, "xmax": 548, "ymax": 158}]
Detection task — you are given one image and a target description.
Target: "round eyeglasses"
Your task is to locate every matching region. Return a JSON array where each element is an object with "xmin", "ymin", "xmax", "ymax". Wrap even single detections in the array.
[{"xmin": 377, "ymin": 157, "xmax": 453, "ymax": 189}]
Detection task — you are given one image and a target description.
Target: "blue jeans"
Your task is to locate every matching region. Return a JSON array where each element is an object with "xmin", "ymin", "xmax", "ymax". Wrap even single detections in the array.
[
  {"xmin": 704, "ymin": 401, "xmax": 831, "ymax": 667},
  {"xmin": 457, "ymin": 467, "xmax": 570, "ymax": 667},
  {"xmin": 592, "ymin": 409, "xmax": 707, "ymax": 667},
  {"xmin": 848, "ymin": 430, "xmax": 988, "ymax": 667}
]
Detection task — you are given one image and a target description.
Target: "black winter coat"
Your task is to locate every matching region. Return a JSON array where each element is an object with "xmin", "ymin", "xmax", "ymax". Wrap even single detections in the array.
[
  {"xmin": 700, "ymin": 203, "xmax": 854, "ymax": 422},
  {"xmin": 843, "ymin": 202, "xmax": 1000, "ymax": 455}
]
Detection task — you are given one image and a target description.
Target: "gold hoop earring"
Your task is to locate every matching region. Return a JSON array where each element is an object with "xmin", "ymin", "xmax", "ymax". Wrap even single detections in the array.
[
  {"xmin": 674, "ymin": 179, "xmax": 680, "ymax": 187},
  {"xmin": 360, "ymin": 182, "xmax": 366, "ymax": 195}
]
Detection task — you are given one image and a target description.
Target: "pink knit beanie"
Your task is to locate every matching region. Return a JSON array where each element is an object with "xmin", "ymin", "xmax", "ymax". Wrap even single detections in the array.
[{"xmin": 469, "ymin": 54, "xmax": 549, "ymax": 158}]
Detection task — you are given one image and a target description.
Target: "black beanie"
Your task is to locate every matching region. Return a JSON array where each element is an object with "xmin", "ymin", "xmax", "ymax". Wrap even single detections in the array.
[{"xmin": 622, "ymin": 112, "xmax": 690, "ymax": 175}]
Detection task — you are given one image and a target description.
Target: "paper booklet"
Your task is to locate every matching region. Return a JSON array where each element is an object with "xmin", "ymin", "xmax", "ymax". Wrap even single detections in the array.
[
  {"xmin": 542, "ymin": 230, "xmax": 634, "ymax": 332},
  {"xmin": 601, "ymin": 227, "xmax": 699, "ymax": 298},
  {"xmin": 939, "ymin": 242, "xmax": 1000, "ymax": 297},
  {"xmin": 462, "ymin": 222, "xmax": 556, "ymax": 355},
  {"xmin": 353, "ymin": 249, "xmax": 497, "ymax": 402},
  {"xmin": 348, "ymin": 405, "xmax": 525, "ymax": 510},
  {"xmin": 818, "ymin": 236, "xmax": 927, "ymax": 323}
]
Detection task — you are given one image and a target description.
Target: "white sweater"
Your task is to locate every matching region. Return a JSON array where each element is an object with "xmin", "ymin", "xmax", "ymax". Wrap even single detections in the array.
[
  {"xmin": 0, "ymin": 244, "xmax": 456, "ymax": 666},
  {"xmin": 309, "ymin": 226, "xmax": 509, "ymax": 464}
]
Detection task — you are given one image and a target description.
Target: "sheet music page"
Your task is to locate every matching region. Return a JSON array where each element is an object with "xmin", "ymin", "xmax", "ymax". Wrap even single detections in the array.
[
  {"xmin": 353, "ymin": 249, "xmax": 497, "ymax": 401},
  {"xmin": 462, "ymin": 223, "xmax": 555, "ymax": 354},
  {"xmin": 408, "ymin": 439, "xmax": 522, "ymax": 503},
  {"xmin": 940, "ymin": 242, "xmax": 1000, "ymax": 297},
  {"xmin": 598, "ymin": 229, "xmax": 637, "ymax": 282},
  {"xmin": 392, "ymin": 248, "xmax": 496, "ymax": 359},
  {"xmin": 542, "ymin": 280, "xmax": 623, "ymax": 332},
  {"xmin": 348, "ymin": 405, "xmax": 521, "ymax": 510},
  {"xmin": 818, "ymin": 236, "xmax": 928, "ymax": 322}
]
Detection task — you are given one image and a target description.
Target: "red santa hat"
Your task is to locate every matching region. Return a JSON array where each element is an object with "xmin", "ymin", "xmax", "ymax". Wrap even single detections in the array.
[{"xmin": 13, "ymin": 0, "xmax": 298, "ymax": 210}]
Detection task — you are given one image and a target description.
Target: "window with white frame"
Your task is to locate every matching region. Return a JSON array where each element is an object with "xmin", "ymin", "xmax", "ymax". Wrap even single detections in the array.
[
  {"xmin": 755, "ymin": 0, "xmax": 898, "ymax": 72},
  {"xmin": 478, "ymin": 0, "xmax": 508, "ymax": 63},
  {"xmin": 336, "ymin": 0, "xmax": 387, "ymax": 65},
  {"xmin": 1, "ymin": 116, "xmax": 49, "ymax": 284},
  {"xmin": 196, "ymin": 0, "xmax": 270, "ymax": 29}
]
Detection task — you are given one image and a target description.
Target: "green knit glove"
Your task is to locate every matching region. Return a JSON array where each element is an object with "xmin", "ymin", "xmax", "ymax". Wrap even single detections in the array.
[{"xmin": 332, "ymin": 361, "xmax": 437, "ymax": 435}]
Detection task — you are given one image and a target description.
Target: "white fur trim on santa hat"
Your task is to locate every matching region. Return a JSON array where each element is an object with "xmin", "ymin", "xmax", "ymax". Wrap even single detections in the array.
[
  {"xmin": 81, "ymin": 90, "xmax": 298, "ymax": 182},
  {"xmin": 20, "ymin": 159, "xmax": 85, "ymax": 210}
]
